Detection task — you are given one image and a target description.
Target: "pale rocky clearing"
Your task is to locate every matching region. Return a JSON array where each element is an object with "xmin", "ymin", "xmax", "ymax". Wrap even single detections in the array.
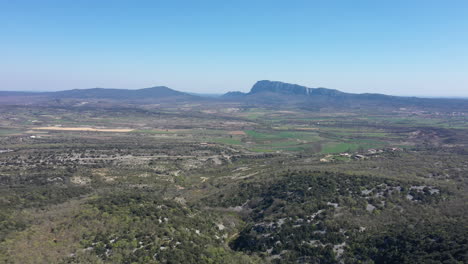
[{"xmin": 33, "ymin": 127, "xmax": 134, "ymax": 132}]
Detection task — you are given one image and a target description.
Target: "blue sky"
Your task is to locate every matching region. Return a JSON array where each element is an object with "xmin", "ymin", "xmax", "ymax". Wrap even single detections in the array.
[{"xmin": 1, "ymin": 0, "xmax": 467, "ymax": 96}]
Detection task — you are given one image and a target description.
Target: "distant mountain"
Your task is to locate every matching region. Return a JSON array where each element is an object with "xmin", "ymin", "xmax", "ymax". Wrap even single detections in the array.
[
  {"xmin": 248, "ymin": 80, "xmax": 344, "ymax": 97},
  {"xmin": 52, "ymin": 86, "xmax": 190, "ymax": 99},
  {"xmin": 0, "ymin": 86, "xmax": 197, "ymax": 102},
  {"xmin": 223, "ymin": 80, "xmax": 468, "ymax": 111},
  {"xmin": 223, "ymin": 80, "xmax": 392, "ymax": 100}
]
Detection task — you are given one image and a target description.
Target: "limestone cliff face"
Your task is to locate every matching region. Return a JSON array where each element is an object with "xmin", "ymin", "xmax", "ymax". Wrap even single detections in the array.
[
  {"xmin": 249, "ymin": 80, "xmax": 312, "ymax": 95},
  {"xmin": 248, "ymin": 80, "xmax": 344, "ymax": 97}
]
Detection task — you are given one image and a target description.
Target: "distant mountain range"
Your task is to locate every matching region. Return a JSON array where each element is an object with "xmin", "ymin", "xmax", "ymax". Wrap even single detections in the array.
[{"xmin": 1, "ymin": 80, "xmax": 467, "ymax": 110}]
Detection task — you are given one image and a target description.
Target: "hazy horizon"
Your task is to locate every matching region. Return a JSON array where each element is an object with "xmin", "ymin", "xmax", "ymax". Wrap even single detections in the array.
[
  {"xmin": 1, "ymin": 0, "xmax": 468, "ymax": 97},
  {"xmin": 2, "ymin": 81, "xmax": 468, "ymax": 99}
]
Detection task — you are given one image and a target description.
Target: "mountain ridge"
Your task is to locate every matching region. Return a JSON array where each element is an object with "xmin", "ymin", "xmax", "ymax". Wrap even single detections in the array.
[
  {"xmin": 0, "ymin": 86, "xmax": 194, "ymax": 100},
  {"xmin": 1, "ymin": 81, "xmax": 467, "ymax": 111},
  {"xmin": 221, "ymin": 80, "xmax": 468, "ymax": 111},
  {"xmin": 0, "ymin": 81, "xmax": 456, "ymax": 100},
  {"xmin": 226, "ymin": 80, "xmax": 399, "ymax": 98}
]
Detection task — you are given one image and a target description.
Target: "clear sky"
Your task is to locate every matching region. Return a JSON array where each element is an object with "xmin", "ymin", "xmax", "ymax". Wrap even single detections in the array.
[{"xmin": 1, "ymin": 0, "xmax": 467, "ymax": 96}]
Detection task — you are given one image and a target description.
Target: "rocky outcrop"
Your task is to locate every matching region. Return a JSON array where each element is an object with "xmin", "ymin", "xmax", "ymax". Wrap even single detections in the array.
[{"xmin": 248, "ymin": 80, "xmax": 345, "ymax": 97}]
